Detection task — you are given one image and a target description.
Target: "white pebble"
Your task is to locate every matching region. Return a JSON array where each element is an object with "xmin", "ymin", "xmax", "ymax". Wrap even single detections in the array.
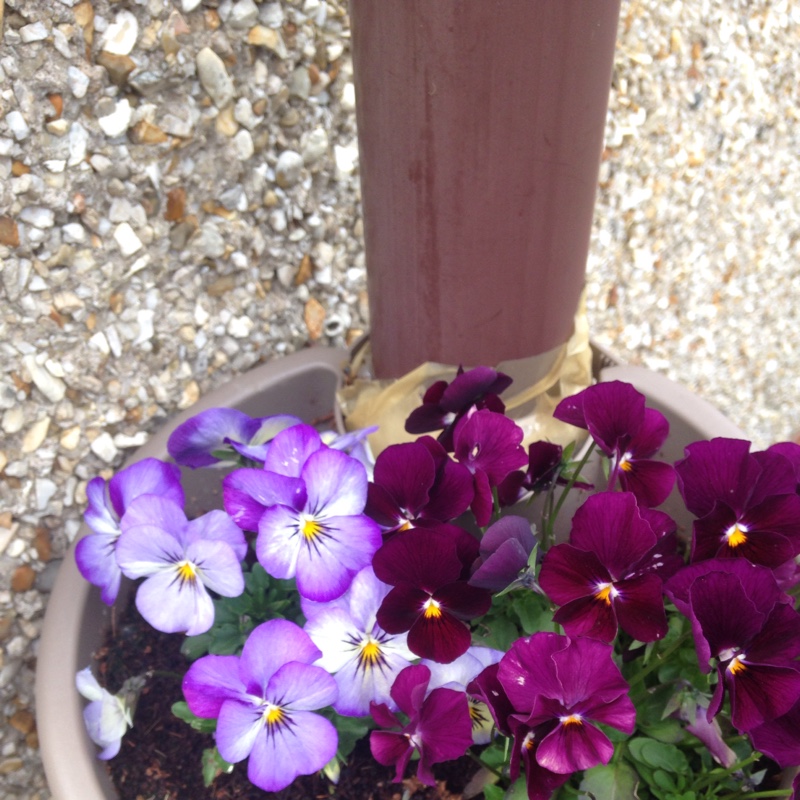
[
  {"xmin": 334, "ymin": 143, "xmax": 358, "ymax": 177},
  {"xmin": 20, "ymin": 22, "xmax": 50, "ymax": 43},
  {"xmin": 90, "ymin": 432, "xmax": 119, "ymax": 463},
  {"xmin": 5, "ymin": 111, "xmax": 31, "ymax": 141},
  {"xmin": 98, "ymin": 98, "xmax": 133, "ymax": 137},
  {"xmin": 67, "ymin": 66, "xmax": 90, "ymax": 99},
  {"xmin": 113, "ymin": 222, "xmax": 143, "ymax": 256},
  {"xmin": 227, "ymin": 316, "xmax": 254, "ymax": 338},
  {"xmin": 233, "ymin": 129, "xmax": 254, "ymax": 160},
  {"xmin": 19, "ymin": 207, "xmax": 55, "ymax": 229},
  {"xmin": 36, "ymin": 479, "xmax": 58, "ymax": 511},
  {"xmin": 100, "ymin": 10, "xmax": 138, "ymax": 56},
  {"xmin": 22, "ymin": 355, "xmax": 66, "ymax": 403},
  {"xmin": 134, "ymin": 310, "xmax": 155, "ymax": 344},
  {"xmin": 275, "ymin": 150, "xmax": 304, "ymax": 187},
  {"xmin": 196, "ymin": 47, "xmax": 235, "ymax": 109},
  {"xmin": 62, "ymin": 223, "xmax": 86, "ymax": 244},
  {"xmin": 68, "ymin": 123, "xmax": 89, "ymax": 165}
]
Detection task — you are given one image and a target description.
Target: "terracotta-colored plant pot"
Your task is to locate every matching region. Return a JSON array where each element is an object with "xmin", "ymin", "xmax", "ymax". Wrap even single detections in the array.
[{"xmin": 35, "ymin": 349, "xmax": 748, "ymax": 800}]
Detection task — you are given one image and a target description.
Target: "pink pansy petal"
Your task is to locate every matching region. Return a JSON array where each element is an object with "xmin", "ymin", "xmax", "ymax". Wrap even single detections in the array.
[
  {"xmin": 182, "ymin": 655, "xmax": 245, "ymax": 718},
  {"xmin": 553, "ymin": 595, "xmax": 618, "ymax": 643},
  {"xmin": 109, "ymin": 458, "xmax": 184, "ymax": 515},
  {"xmin": 267, "ymin": 662, "xmax": 338, "ymax": 711},
  {"xmin": 470, "ymin": 468, "xmax": 494, "ymax": 528},
  {"xmin": 627, "ymin": 407, "xmax": 670, "ymax": 456},
  {"xmin": 262, "ymin": 423, "xmax": 322, "ymax": 477},
  {"xmin": 619, "ymin": 458, "xmax": 676, "ymax": 508},
  {"xmin": 612, "ymin": 574, "xmax": 669, "ymax": 642},
  {"xmin": 370, "ymin": 730, "xmax": 414, "ymax": 782},
  {"xmin": 239, "ymin": 620, "xmax": 321, "ymax": 694},
  {"xmin": 247, "ymin": 710, "xmax": 337, "ymax": 793},
  {"xmin": 580, "ymin": 381, "xmax": 646, "ymax": 456},
  {"xmin": 585, "ymin": 692, "xmax": 637, "ymax": 732},
  {"xmin": 377, "ymin": 584, "xmax": 430, "ymax": 634},
  {"xmin": 370, "ymin": 701, "xmax": 402, "ymax": 729},
  {"xmin": 223, "ymin": 468, "xmax": 306, "ymax": 532},
  {"xmin": 727, "ymin": 661, "xmax": 800, "ymax": 731},
  {"xmin": 539, "ymin": 544, "xmax": 609, "ymax": 605},
  {"xmin": 537, "ymin": 719, "xmax": 614, "ymax": 774},
  {"xmin": 417, "ymin": 687, "xmax": 473, "ymax": 763},
  {"xmin": 302, "ymin": 447, "xmax": 368, "ymax": 517},
  {"xmin": 372, "ymin": 442, "xmax": 436, "ymax": 516},
  {"xmin": 500, "ymin": 633, "xmax": 568, "ymax": 711},
  {"xmin": 135, "ymin": 569, "xmax": 215, "ymax": 635}
]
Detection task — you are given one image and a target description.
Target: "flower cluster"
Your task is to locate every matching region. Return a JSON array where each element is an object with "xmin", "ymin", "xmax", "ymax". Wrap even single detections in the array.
[{"xmin": 75, "ymin": 369, "xmax": 800, "ymax": 799}]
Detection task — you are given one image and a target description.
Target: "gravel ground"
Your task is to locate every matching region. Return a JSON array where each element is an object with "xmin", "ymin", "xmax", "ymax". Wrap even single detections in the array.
[{"xmin": 1, "ymin": 1, "xmax": 799, "ymax": 797}]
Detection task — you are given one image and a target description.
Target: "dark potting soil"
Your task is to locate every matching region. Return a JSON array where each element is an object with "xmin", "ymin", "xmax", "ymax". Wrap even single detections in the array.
[{"xmin": 96, "ymin": 596, "xmax": 482, "ymax": 800}]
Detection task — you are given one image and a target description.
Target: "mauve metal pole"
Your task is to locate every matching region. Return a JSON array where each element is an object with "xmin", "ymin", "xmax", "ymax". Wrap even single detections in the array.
[{"xmin": 350, "ymin": 0, "xmax": 621, "ymax": 379}]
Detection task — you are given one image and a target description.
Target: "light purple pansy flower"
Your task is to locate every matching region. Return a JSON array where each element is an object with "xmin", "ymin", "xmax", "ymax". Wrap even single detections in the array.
[
  {"xmin": 303, "ymin": 566, "xmax": 415, "ymax": 717},
  {"xmin": 167, "ymin": 408, "xmax": 303, "ymax": 467},
  {"xmin": 115, "ymin": 495, "xmax": 246, "ymax": 635},
  {"xmin": 76, "ymin": 458, "xmax": 183, "ymax": 606},
  {"xmin": 469, "ymin": 515, "xmax": 537, "ymax": 592},
  {"xmin": 76, "ymin": 667, "xmax": 136, "ymax": 760},
  {"xmin": 182, "ymin": 619, "xmax": 338, "ymax": 793}
]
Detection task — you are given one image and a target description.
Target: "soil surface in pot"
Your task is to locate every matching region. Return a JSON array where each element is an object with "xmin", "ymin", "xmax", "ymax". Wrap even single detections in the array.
[{"xmin": 97, "ymin": 596, "xmax": 482, "ymax": 800}]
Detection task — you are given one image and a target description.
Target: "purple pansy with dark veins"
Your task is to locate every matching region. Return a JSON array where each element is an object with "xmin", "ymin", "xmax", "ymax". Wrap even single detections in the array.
[
  {"xmin": 76, "ymin": 458, "xmax": 184, "ymax": 606},
  {"xmin": 469, "ymin": 515, "xmax": 537, "ymax": 592},
  {"xmin": 182, "ymin": 620, "xmax": 338, "ymax": 793},
  {"xmin": 539, "ymin": 492, "xmax": 680, "ymax": 643},
  {"xmin": 167, "ymin": 408, "xmax": 302, "ymax": 467},
  {"xmin": 365, "ymin": 438, "xmax": 473, "ymax": 534},
  {"xmin": 115, "ymin": 495, "xmax": 246, "ymax": 635},
  {"xmin": 664, "ymin": 558, "xmax": 800, "ymax": 731},
  {"xmin": 554, "ymin": 381, "xmax": 675, "ymax": 508},
  {"xmin": 224, "ymin": 424, "xmax": 382, "ymax": 602},
  {"xmin": 373, "ymin": 526, "xmax": 491, "ymax": 663},
  {"xmin": 369, "ymin": 664, "xmax": 472, "ymax": 786},
  {"xmin": 405, "ymin": 366, "xmax": 512, "ymax": 451},
  {"xmin": 453, "ymin": 409, "xmax": 528, "ymax": 527},
  {"xmin": 675, "ymin": 438, "xmax": 800, "ymax": 568},
  {"xmin": 498, "ymin": 633, "xmax": 636, "ymax": 776}
]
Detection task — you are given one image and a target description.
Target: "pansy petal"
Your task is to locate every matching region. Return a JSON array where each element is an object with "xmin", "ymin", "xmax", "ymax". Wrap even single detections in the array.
[
  {"xmin": 553, "ymin": 595, "xmax": 618, "ymax": 643},
  {"xmin": 183, "ymin": 539, "xmax": 244, "ymax": 598},
  {"xmin": 167, "ymin": 408, "xmax": 261, "ymax": 468},
  {"xmin": 240, "ymin": 620, "xmax": 321, "ymax": 694},
  {"xmin": 215, "ymin": 699, "xmax": 263, "ymax": 764},
  {"xmin": 135, "ymin": 569, "xmax": 215, "ymax": 635},
  {"xmin": 268, "ymin": 661, "xmax": 338, "ymax": 710},
  {"xmin": 619, "ymin": 459, "xmax": 676, "ymax": 508},
  {"xmin": 370, "ymin": 731, "xmax": 414, "ymax": 782},
  {"xmin": 255, "ymin": 505, "xmax": 302, "ymax": 580},
  {"xmin": 262, "ymin": 423, "xmax": 322, "ymax": 477},
  {"xmin": 182, "ymin": 654, "xmax": 246, "ymax": 718},
  {"xmin": 75, "ymin": 533, "xmax": 122, "ymax": 606},
  {"xmin": 302, "ymin": 447, "xmax": 368, "ymax": 517},
  {"xmin": 748, "ymin": 699, "xmax": 800, "ymax": 768},
  {"xmin": 115, "ymin": 524, "xmax": 183, "ymax": 578},
  {"xmin": 576, "ymin": 382, "xmax": 646, "ymax": 456},
  {"xmin": 728, "ymin": 661, "xmax": 800, "ymax": 731},
  {"xmin": 186, "ymin": 509, "xmax": 247, "ymax": 561},
  {"xmin": 247, "ymin": 710, "xmax": 338, "ymax": 792},
  {"xmin": 372, "ymin": 442, "xmax": 436, "ymax": 517},
  {"xmin": 109, "ymin": 458, "xmax": 184, "ymax": 514},
  {"xmin": 223, "ymin": 468, "xmax": 306, "ymax": 532},
  {"xmin": 539, "ymin": 544, "xmax": 609, "ymax": 605},
  {"xmin": 83, "ymin": 477, "xmax": 120, "ymax": 537},
  {"xmin": 434, "ymin": 581, "xmax": 492, "ymax": 620},
  {"xmin": 120, "ymin": 495, "xmax": 187, "ymax": 538},
  {"xmin": 537, "ymin": 719, "xmax": 613, "ymax": 774},
  {"xmin": 372, "ymin": 528, "xmax": 462, "ymax": 590},
  {"xmin": 613, "ymin": 574, "xmax": 669, "ymax": 642},
  {"xmin": 333, "ymin": 647, "xmax": 412, "ymax": 716},
  {"xmin": 377, "ymin": 584, "xmax": 429, "ymax": 634},
  {"xmin": 407, "ymin": 610, "xmax": 472, "ymax": 663}
]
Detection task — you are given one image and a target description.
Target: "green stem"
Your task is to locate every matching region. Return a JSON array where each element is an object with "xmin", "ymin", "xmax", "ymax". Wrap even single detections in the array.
[
  {"xmin": 545, "ymin": 442, "xmax": 596, "ymax": 544},
  {"xmin": 626, "ymin": 630, "xmax": 691, "ymax": 690},
  {"xmin": 692, "ymin": 752, "xmax": 762, "ymax": 793},
  {"xmin": 466, "ymin": 750, "xmax": 504, "ymax": 781},
  {"xmin": 718, "ymin": 792, "xmax": 792, "ymax": 799}
]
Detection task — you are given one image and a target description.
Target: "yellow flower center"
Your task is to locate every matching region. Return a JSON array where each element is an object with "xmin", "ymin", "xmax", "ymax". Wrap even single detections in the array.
[
  {"xmin": 262, "ymin": 704, "xmax": 285, "ymax": 726},
  {"xmin": 560, "ymin": 714, "xmax": 583, "ymax": 726},
  {"xmin": 397, "ymin": 520, "xmax": 413, "ymax": 532},
  {"xmin": 594, "ymin": 582, "xmax": 615, "ymax": 605},
  {"xmin": 725, "ymin": 523, "xmax": 748, "ymax": 548},
  {"xmin": 301, "ymin": 517, "xmax": 323, "ymax": 541},
  {"xmin": 619, "ymin": 454, "xmax": 633, "ymax": 472},
  {"xmin": 360, "ymin": 639, "xmax": 382, "ymax": 667},
  {"xmin": 176, "ymin": 560, "xmax": 197, "ymax": 584},
  {"xmin": 728, "ymin": 656, "xmax": 747, "ymax": 675},
  {"xmin": 422, "ymin": 598, "xmax": 443, "ymax": 619}
]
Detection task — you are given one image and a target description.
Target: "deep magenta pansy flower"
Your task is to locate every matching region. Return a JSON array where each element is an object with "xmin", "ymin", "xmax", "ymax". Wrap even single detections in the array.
[
  {"xmin": 498, "ymin": 633, "xmax": 636, "ymax": 776},
  {"xmin": 373, "ymin": 526, "xmax": 491, "ymax": 663},
  {"xmin": 664, "ymin": 558, "xmax": 800, "ymax": 731},
  {"xmin": 539, "ymin": 492, "xmax": 680, "ymax": 643},
  {"xmin": 554, "ymin": 381, "xmax": 675, "ymax": 507},
  {"xmin": 369, "ymin": 664, "xmax": 472, "ymax": 786}
]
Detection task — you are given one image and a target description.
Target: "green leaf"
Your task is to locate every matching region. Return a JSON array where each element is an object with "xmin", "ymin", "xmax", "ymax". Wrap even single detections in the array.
[
  {"xmin": 639, "ymin": 718, "xmax": 685, "ymax": 745},
  {"xmin": 171, "ymin": 701, "xmax": 217, "ymax": 734},
  {"xmin": 201, "ymin": 746, "xmax": 233, "ymax": 786},
  {"xmin": 511, "ymin": 591, "xmax": 557, "ymax": 635},
  {"xmin": 504, "ymin": 776, "xmax": 530, "ymax": 800},
  {"xmin": 627, "ymin": 738, "xmax": 689, "ymax": 773},
  {"xmin": 579, "ymin": 760, "xmax": 639, "ymax": 800},
  {"xmin": 484, "ymin": 784, "xmax": 506, "ymax": 800}
]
